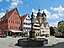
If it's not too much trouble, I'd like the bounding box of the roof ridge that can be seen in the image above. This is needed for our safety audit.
[8,8,17,13]
[20,14,28,22]
[1,8,18,20]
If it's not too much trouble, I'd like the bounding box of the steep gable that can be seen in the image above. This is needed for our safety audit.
[20,14,28,22]
[1,8,20,21]
[8,8,21,21]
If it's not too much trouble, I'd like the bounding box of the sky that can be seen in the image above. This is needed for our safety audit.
[0,0,64,27]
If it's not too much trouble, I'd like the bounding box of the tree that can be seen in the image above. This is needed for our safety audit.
[58,22,64,33]
[50,27,55,36]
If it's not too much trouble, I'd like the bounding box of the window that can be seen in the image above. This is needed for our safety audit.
[42,31,45,33]
[26,28,27,29]
[15,21,18,24]
[27,23,30,25]
[16,27,18,30]
[26,23,27,25]
[10,20,14,23]
[40,34,45,36]
[26,18,28,20]
[10,26,14,29]
[11,26,13,29]
[24,27,25,29]
[12,20,14,23]
[11,20,13,23]
[23,23,25,24]
[27,28,30,30]
[24,23,26,25]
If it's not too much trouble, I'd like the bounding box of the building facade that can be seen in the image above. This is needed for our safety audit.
[0,8,50,37]
[20,14,31,36]
[0,8,21,36]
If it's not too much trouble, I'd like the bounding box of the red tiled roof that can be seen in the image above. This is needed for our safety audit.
[20,14,28,22]
[1,8,19,20]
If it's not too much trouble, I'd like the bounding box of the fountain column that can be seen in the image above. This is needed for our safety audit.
[29,12,35,38]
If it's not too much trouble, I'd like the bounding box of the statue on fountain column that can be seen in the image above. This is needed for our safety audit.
[29,12,35,38]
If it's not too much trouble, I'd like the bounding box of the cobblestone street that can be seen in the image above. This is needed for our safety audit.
[0,36,64,48]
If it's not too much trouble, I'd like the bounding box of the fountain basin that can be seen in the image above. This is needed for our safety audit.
[16,38,48,47]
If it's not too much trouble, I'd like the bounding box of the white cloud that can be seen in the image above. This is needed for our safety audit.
[32,5,64,27]
[1,8,4,11]
[32,8,59,19]
[52,14,59,19]
[9,2,18,8]
[49,22,57,27]
[50,7,53,10]
[12,0,23,3]
[50,5,64,12]
[6,0,10,2]
[50,5,64,17]
[9,0,23,9]
[0,12,5,18]
[49,20,62,27]
[31,8,60,27]
[0,0,2,2]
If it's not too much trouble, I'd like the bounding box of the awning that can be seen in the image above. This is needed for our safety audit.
[10,30,22,33]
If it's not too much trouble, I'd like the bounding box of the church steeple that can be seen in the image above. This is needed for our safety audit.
[37,9,41,16]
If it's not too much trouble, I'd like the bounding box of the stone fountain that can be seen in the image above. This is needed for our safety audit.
[16,12,48,47]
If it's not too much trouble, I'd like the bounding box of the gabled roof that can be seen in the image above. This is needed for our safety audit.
[20,14,28,22]
[1,8,19,20]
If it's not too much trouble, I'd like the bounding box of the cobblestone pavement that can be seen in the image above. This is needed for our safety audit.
[0,36,64,48]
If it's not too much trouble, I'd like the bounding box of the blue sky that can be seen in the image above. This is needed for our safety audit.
[0,0,64,27]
